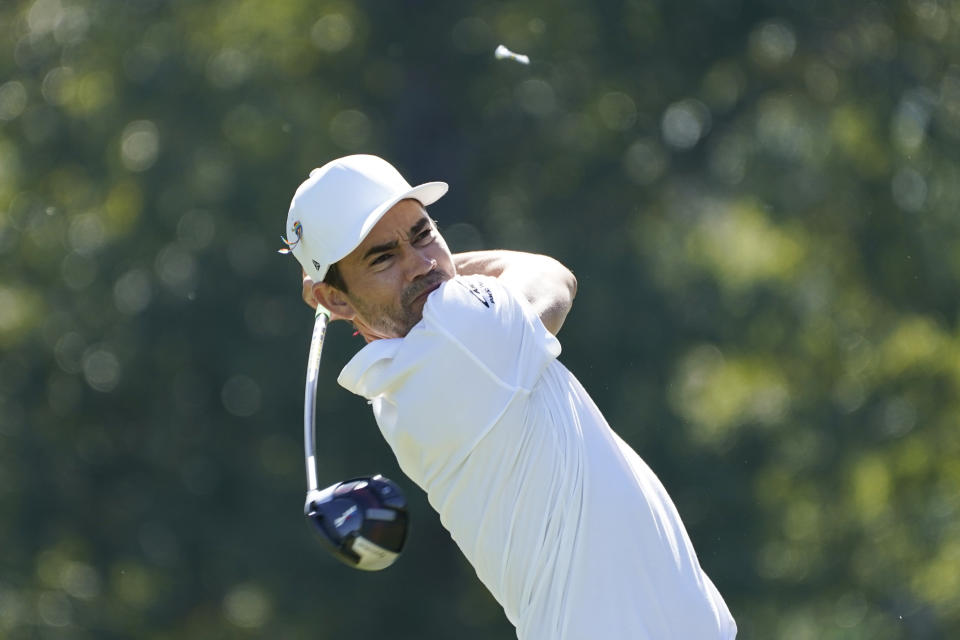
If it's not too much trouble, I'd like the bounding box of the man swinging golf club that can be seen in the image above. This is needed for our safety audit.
[281,154,737,639]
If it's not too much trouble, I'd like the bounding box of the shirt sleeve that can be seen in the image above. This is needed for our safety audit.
[337,275,561,488]
[420,275,561,390]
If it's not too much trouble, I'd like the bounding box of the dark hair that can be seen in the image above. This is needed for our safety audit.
[322,262,348,293]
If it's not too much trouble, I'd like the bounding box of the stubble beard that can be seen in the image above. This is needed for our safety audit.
[350,270,450,338]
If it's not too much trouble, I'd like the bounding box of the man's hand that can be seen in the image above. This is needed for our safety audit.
[453,250,577,335]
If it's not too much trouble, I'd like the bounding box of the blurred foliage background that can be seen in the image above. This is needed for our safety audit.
[1,0,959,638]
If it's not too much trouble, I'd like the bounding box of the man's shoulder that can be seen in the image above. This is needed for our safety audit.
[424,275,524,326]
[445,275,498,309]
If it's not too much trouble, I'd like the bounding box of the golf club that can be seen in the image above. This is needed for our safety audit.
[302,306,409,570]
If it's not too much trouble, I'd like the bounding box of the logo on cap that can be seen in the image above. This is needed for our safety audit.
[312,260,322,271]
[278,220,303,255]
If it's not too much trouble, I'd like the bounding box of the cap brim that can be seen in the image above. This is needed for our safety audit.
[347,181,449,262]
[406,181,448,208]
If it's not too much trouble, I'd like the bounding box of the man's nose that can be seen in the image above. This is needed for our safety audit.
[404,247,437,281]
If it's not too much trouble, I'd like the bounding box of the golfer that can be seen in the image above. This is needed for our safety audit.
[282,154,737,639]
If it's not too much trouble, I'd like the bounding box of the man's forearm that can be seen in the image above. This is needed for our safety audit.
[453,250,577,334]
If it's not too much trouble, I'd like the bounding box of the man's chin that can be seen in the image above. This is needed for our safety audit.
[363,313,421,341]
[362,276,449,340]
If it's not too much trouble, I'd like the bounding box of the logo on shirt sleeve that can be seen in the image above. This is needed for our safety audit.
[457,280,495,308]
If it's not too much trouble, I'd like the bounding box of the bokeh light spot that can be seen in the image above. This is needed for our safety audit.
[67,213,104,255]
[72,71,115,115]
[27,0,63,35]
[154,243,197,293]
[41,66,75,106]
[113,268,152,315]
[311,13,354,53]
[516,78,556,117]
[224,582,272,628]
[0,287,41,348]
[891,167,927,212]
[104,180,143,234]
[60,252,97,290]
[708,134,749,185]
[749,20,797,68]
[36,591,71,627]
[834,592,869,628]
[0,81,28,121]
[662,99,711,149]
[120,120,160,172]
[702,61,746,110]
[207,48,251,89]
[61,562,101,600]
[54,6,89,46]
[82,348,121,392]
[892,89,934,154]
[755,94,814,161]
[623,138,668,185]
[112,563,155,608]
[804,62,839,102]
[54,332,86,374]
[221,374,261,417]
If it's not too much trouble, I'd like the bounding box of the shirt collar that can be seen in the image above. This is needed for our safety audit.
[337,337,403,398]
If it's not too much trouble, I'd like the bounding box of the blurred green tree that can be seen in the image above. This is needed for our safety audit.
[0,0,958,638]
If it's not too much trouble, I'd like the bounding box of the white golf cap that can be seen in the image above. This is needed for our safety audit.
[281,154,448,281]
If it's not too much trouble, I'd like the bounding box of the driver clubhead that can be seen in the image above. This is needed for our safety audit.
[304,474,408,571]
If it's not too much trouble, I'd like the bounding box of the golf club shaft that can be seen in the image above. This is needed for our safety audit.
[304,306,331,493]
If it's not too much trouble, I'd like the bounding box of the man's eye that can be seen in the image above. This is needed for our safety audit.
[415,229,433,244]
[371,254,391,266]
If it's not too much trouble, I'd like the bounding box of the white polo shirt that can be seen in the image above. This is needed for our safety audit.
[339,275,737,640]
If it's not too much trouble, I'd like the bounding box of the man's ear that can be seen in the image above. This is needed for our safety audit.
[312,282,356,322]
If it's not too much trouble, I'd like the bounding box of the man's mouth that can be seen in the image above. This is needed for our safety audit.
[412,282,441,305]
[403,274,446,308]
